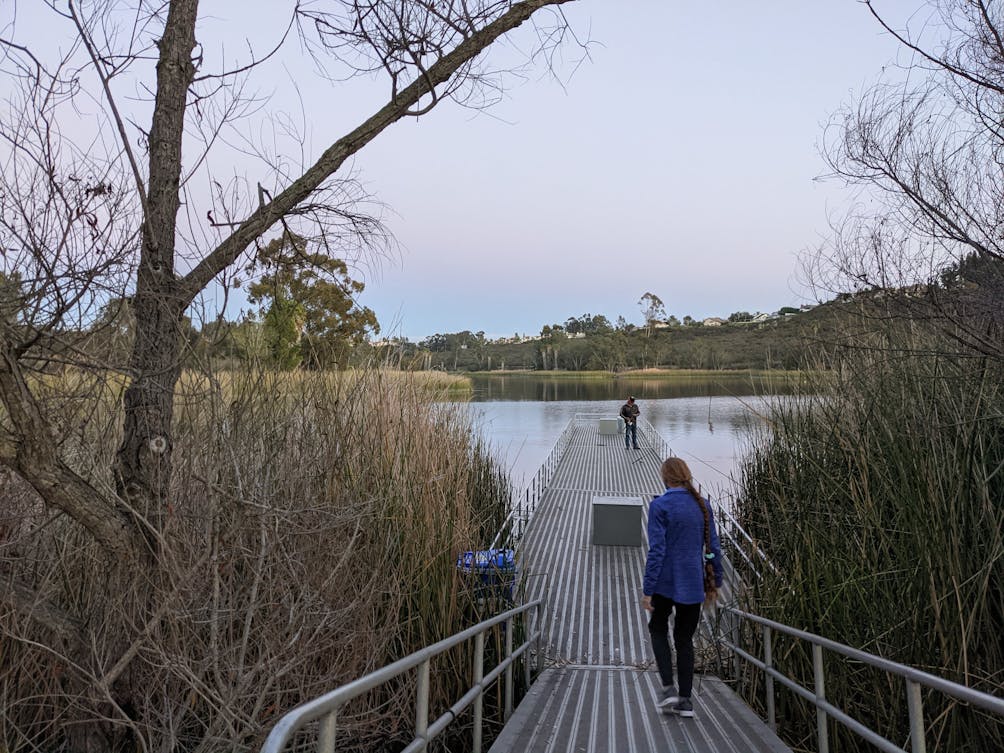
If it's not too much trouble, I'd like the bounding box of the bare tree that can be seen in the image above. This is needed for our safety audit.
[0,0,578,545]
[814,0,1004,358]
[0,0,580,749]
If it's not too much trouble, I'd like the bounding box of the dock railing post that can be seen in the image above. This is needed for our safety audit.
[730,609,742,696]
[906,679,926,753]
[763,625,776,732]
[737,621,745,699]
[473,632,485,753]
[317,710,337,753]
[415,660,430,752]
[535,601,544,675]
[813,643,829,753]
[523,611,532,690]
[504,616,514,720]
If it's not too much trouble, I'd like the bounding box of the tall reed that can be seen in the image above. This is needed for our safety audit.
[0,366,509,753]
[733,337,1004,752]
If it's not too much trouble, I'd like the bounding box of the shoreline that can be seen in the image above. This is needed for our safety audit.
[461,368,813,379]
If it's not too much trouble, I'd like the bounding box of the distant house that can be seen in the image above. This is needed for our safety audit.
[569,332,586,339]
[751,312,771,323]
[653,321,671,329]
[703,317,726,327]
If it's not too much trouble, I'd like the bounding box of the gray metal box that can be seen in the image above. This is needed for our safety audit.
[591,495,644,547]
[597,417,623,435]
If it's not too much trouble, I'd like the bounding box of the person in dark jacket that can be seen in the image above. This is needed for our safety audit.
[620,396,640,449]
[640,457,723,718]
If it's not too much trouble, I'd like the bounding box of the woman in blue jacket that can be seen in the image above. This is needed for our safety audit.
[640,457,723,718]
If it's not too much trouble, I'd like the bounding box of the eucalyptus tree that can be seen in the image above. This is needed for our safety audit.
[638,291,665,336]
[1,0,578,553]
[0,0,579,559]
[565,312,613,334]
[247,235,379,369]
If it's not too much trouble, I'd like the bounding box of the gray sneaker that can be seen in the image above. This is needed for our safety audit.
[670,697,695,718]
[655,685,679,710]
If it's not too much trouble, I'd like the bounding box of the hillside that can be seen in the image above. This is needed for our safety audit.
[370,302,857,372]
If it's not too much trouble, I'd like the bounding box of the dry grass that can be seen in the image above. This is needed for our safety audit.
[0,366,508,753]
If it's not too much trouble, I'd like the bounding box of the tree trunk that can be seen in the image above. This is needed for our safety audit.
[116,297,185,529]
[115,0,199,529]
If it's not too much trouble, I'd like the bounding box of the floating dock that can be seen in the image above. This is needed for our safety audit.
[489,416,790,753]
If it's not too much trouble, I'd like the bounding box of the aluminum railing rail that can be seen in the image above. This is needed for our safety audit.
[489,418,575,550]
[702,494,778,659]
[709,501,772,583]
[711,498,780,580]
[260,599,545,753]
[637,415,670,458]
[570,412,671,459]
[719,607,1004,753]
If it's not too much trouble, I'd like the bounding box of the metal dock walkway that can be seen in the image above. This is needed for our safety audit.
[488,416,790,753]
[259,415,1004,753]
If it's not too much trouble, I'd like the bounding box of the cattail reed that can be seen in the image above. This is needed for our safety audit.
[733,340,1004,752]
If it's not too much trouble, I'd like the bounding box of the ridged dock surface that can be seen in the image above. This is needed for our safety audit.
[489,420,790,753]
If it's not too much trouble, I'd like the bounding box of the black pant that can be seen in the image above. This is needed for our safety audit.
[648,594,702,696]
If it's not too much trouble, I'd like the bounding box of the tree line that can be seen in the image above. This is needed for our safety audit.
[69,287,908,375]
[54,283,810,373]
[377,301,837,372]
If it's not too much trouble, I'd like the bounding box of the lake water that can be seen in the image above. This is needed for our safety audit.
[461,374,787,501]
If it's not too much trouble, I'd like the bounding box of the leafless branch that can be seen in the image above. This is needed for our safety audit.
[66,0,150,224]
[183,0,575,302]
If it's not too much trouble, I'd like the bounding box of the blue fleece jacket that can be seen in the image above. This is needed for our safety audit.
[643,487,724,604]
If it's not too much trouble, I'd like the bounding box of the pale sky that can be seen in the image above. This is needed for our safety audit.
[339,1,921,340]
[5,1,926,341]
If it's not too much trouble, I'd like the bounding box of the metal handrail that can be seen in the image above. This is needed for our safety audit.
[709,500,780,583]
[490,415,576,549]
[571,411,611,420]
[635,416,670,458]
[261,598,545,753]
[720,606,1004,753]
[713,495,780,576]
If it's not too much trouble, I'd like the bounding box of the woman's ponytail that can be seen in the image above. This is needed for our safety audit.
[661,456,717,602]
